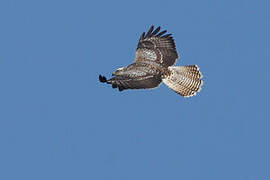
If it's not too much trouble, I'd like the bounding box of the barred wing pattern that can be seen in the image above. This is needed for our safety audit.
[106,75,162,91]
[135,26,179,67]
[99,63,162,91]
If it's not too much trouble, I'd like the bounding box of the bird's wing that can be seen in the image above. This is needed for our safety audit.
[99,74,162,91]
[134,25,179,67]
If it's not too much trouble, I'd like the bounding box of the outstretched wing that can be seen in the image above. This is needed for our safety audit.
[135,25,179,67]
[99,74,162,91]
[99,62,162,91]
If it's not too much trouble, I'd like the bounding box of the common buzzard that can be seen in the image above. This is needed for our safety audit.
[99,26,203,97]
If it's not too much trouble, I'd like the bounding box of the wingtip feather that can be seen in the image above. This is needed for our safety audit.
[140,32,145,40]
[157,30,167,37]
[99,75,107,83]
[146,25,154,38]
[152,26,161,36]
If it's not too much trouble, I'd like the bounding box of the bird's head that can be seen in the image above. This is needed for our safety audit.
[112,67,125,76]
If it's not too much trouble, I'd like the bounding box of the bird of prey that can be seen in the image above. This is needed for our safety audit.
[99,25,203,97]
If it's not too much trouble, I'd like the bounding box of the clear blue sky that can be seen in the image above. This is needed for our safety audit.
[0,0,270,179]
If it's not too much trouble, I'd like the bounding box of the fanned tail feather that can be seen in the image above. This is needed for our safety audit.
[162,65,203,97]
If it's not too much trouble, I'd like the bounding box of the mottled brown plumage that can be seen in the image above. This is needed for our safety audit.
[99,25,203,97]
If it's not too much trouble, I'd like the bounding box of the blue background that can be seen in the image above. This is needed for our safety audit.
[1,0,270,179]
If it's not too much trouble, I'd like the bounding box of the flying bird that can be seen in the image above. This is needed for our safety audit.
[99,25,203,97]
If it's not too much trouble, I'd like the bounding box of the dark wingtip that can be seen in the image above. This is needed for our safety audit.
[157,30,167,37]
[112,84,117,89]
[99,75,107,83]
[162,33,172,38]
[152,26,161,36]
[118,87,124,91]
[140,25,172,40]
[140,32,145,40]
[146,25,154,38]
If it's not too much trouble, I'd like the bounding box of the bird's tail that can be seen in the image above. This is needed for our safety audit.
[162,65,203,97]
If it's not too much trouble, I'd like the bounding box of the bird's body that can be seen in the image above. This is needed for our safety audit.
[99,26,203,97]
